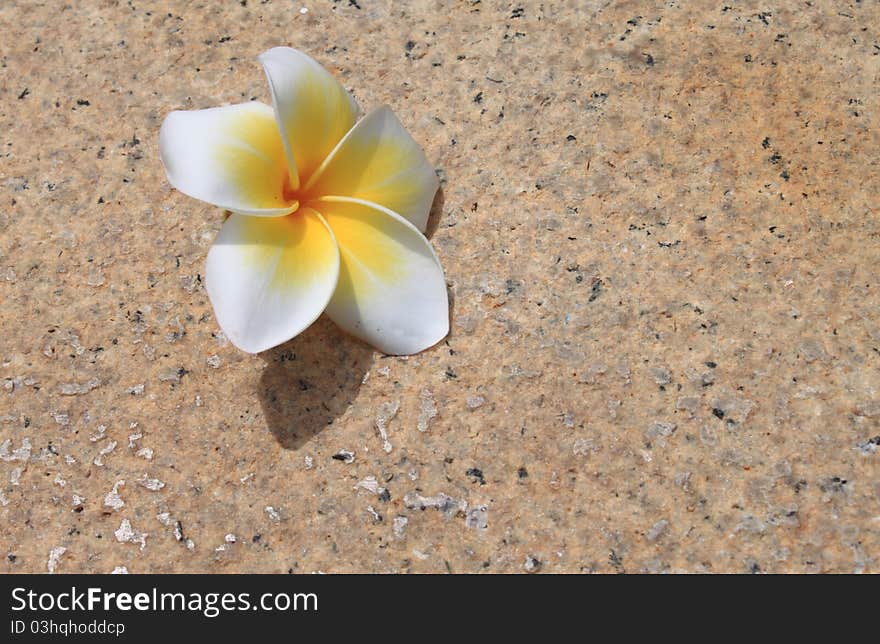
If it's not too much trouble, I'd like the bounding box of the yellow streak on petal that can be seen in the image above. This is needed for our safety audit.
[315,199,403,298]
[215,109,291,210]
[303,108,437,231]
[260,48,359,188]
[279,75,356,183]
[307,124,418,202]
[235,207,338,292]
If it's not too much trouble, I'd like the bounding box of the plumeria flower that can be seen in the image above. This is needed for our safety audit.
[159,47,448,355]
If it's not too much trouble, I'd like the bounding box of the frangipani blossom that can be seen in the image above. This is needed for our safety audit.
[159,47,448,355]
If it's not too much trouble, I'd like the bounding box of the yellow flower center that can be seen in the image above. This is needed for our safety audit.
[281,168,327,216]
[282,174,301,214]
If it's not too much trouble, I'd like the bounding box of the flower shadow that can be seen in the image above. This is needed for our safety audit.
[258,317,373,450]
[257,186,445,450]
[424,186,444,240]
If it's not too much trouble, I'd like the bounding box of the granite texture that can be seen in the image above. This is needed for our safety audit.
[1,0,879,573]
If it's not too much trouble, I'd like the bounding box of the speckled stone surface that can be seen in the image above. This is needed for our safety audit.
[2,1,879,573]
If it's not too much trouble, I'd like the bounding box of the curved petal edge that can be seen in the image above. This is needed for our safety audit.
[205,209,340,353]
[305,106,439,232]
[313,196,448,355]
[159,102,296,217]
[259,47,359,191]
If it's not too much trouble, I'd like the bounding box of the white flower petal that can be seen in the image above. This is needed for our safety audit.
[159,102,296,217]
[313,196,448,355]
[205,209,340,353]
[259,47,359,190]
[305,106,439,232]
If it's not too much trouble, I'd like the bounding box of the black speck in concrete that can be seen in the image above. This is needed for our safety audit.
[518,466,529,479]
[819,476,848,494]
[609,549,624,572]
[705,361,717,368]
[18,88,29,100]
[566,134,576,141]
[712,408,725,419]
[524,555,542,572]
[466,467,486,485]
[761,137,771,149]
[644,53,655,66]
[588,279,603,302]
[378,488,391,502]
